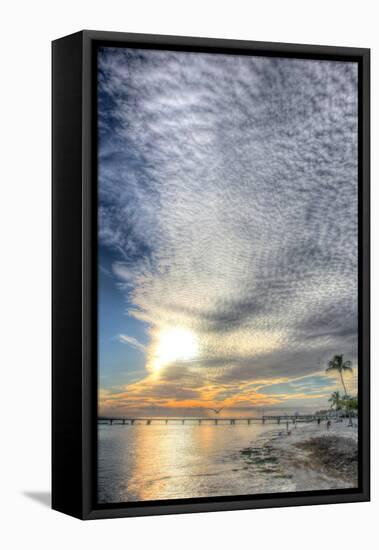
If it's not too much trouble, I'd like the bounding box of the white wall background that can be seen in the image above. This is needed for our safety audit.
[0,1,376,548]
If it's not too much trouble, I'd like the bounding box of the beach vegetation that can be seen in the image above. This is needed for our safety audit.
[325,354,353,396]
[328,390,342,411]
[341,395,358,413]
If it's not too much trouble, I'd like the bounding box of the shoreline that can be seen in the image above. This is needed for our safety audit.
[240,420,358,492]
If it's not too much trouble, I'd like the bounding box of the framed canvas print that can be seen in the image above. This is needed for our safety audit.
[52,30,370,519]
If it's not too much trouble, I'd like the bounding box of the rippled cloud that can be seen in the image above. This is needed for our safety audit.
[98,47,358,414]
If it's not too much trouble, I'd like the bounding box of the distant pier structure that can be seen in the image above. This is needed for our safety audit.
[98,414,324,426]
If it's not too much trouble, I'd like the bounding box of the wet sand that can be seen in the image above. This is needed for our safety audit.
[240,420,358,492]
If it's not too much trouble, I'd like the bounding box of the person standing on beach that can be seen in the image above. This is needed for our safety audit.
[327,420,331,431]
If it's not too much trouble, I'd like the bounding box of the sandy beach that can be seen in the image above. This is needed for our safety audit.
[240,420,358,492]
[99,419,358,502]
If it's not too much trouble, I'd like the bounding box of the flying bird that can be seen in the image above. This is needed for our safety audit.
[209,407,224,415]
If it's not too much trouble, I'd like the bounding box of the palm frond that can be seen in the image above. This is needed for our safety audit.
[342,365,353,373]
[342,360,352,370]
[326,363,336,372]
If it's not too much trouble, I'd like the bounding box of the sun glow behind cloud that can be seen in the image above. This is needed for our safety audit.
[149,328,199,373]
[97,48,358,415]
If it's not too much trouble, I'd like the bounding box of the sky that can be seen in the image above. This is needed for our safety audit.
[98,47,358,417]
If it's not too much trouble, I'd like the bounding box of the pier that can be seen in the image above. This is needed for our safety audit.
[98,414,328,426]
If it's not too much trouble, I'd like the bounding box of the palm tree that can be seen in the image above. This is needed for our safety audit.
[325,354,352,396]
[328,390,341,411]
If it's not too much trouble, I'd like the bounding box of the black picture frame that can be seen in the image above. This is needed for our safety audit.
[52,30,370,520]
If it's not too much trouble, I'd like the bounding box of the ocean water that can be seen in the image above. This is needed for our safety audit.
[98,422,293,503]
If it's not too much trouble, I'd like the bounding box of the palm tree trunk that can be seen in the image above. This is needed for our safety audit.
[340,371,348,396]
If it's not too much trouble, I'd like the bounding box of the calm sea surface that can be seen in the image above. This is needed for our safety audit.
[98,422,291,503]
